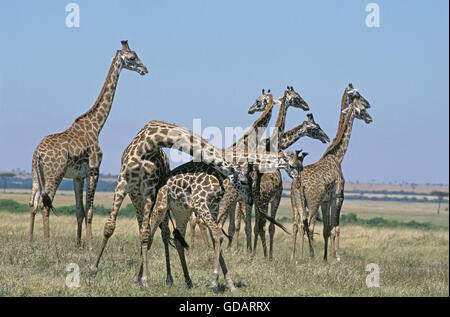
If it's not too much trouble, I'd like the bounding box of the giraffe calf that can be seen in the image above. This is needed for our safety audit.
[138,162,245,293]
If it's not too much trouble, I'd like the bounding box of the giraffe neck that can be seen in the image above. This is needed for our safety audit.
[277,121,308,151]
[266,92,288,152]
[144,121,284,177]
[144,121,237,177]
[225,151,282,171]
[226,96,274,152]
[321,106,355,165]
[72,52,123,136]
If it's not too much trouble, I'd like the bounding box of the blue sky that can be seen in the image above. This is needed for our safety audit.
[0,0,448,184]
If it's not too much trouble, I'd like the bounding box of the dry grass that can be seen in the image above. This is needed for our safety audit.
[0,209,448,297]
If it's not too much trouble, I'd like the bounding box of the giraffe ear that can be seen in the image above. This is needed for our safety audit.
[267,89,271,94]
[121,40,130,51]
[295,149,302,157]
[300,152,308,161]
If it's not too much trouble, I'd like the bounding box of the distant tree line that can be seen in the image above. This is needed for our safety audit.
[1,176,116,192]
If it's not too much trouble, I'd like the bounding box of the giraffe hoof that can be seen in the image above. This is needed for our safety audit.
[132,275,140,285]
[210,286,219,294]
[186,279,193,289]
[166,276,174,287]
[141,277,149,288]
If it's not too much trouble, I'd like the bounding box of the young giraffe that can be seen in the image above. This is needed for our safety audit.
[291,84,373,262]
[137,150,300,292]
[91,119,289,283]
[250,113,330,259]
[28,41,148,248]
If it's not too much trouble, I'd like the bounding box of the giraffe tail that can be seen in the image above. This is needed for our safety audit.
[168,211,189,249]
[257,208,290,234]
[221,228,232,243]
[35,155,58,217]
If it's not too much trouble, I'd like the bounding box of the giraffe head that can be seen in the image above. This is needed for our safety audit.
[248,89,273,114]
[229,163,254,205]
[275,86,309,111]
[117,40,148,75]
[283,150,308,178]
[278,150,307,179]
[342,83,372,124]
[303,113,331,143]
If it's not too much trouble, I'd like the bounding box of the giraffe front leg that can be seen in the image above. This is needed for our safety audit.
[244,202,252,253]
[137,196,154,287]
[321,202,331,262]
[331,193,344,262]
[232,201,243,250]
[138,188,168,288]
[85,165,100,251]
[73,178,85,248]
[227,204,236,248]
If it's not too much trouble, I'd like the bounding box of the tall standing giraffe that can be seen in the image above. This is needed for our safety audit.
[28,41,148,248]
[290,84,372,262]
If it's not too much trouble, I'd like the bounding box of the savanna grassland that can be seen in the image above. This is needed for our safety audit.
[0,190,448,297]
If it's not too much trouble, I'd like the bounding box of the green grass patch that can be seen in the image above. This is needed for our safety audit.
[275,212,443,231]
[0,199,136,218]
[0,199,445,231]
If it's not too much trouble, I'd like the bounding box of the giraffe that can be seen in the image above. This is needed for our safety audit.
[28,40,148,249]
[290,83,373,262]
[91,119,294,284]
[136,150,301,292]
[250,113,330,259]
